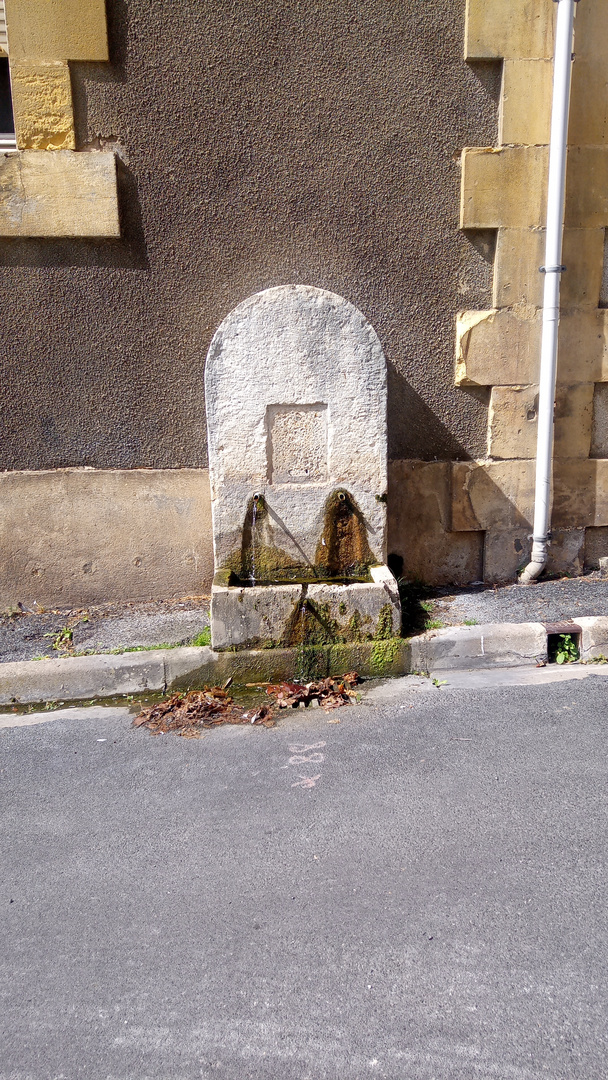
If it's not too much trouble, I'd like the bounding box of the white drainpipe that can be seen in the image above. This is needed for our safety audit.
[519,0,577,585]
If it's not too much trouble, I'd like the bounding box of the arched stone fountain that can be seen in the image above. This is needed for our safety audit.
[205,285,401,651]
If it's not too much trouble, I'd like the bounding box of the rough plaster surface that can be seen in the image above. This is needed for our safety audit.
[0,468,213,607]
[0,0,498,471]
[205,285,388,571]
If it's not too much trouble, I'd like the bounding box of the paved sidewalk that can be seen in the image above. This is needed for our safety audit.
[421,572,608,629]
[0,597,210,663]
[3,574,608,664]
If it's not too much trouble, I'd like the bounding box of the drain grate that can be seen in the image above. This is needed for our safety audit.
[543,622,582,664]
[543,621,582,636]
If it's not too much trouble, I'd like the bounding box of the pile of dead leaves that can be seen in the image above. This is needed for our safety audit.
[132,685,275,738]
[266,672,360,711]
[132,672,360,738]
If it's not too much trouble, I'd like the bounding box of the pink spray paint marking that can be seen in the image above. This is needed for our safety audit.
[285,741,326,789]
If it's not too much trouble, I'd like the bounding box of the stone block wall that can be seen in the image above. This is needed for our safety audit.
[419,0,608,583]
[0,0,119,236]
[3,1,608,602]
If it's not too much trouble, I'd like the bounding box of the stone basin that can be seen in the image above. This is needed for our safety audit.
[210,564,401,651]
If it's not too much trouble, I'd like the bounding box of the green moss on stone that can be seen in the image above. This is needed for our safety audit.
[369,637,400,676]
[374,603,395,641]
[296,645,329,681]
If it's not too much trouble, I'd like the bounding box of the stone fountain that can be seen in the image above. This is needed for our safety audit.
[205,285,401,652]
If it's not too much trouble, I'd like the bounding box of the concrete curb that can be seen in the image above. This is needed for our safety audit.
[411,622,548,672]
[0,640,411,705]
[1,618,607,705]
[411,617,608,672]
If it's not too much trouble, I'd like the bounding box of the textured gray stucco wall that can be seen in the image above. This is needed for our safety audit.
[0,0,498,471]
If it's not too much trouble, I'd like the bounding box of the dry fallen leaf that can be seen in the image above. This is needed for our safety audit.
[133,672,360,738]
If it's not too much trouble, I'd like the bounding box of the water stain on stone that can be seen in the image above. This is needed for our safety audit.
[315,489,375,579]
[231,493,303,584]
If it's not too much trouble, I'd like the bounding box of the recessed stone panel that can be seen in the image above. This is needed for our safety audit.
[268,403,327,485]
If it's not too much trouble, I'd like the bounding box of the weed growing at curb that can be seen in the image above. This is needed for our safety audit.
[43,627,73,652]
[549,633,579,664]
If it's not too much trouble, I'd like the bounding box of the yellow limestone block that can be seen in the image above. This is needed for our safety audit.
[462,146,608,261]
[569,61,608,148]
[565,147,608,227]
[500,60,552,146]
[453,457,602,573]
[482,528,532,584]
[558,310,608,384]
[483,527,585,584]
[451,459,536,532]
[10,60,74,149]
[4,0,108,61]
[457,308,608,387]
[553,459,608,528]
[387,461,483,587]
[461,146,548,230]
[465,0,554,61]
[488,385,539,460]
[554,383,595,460]
[591,384,608,458]
[493,228,603,311]
[0,468,214,608]
[568,0,608,146]
[488,383,594,461]
[585,526,608,570]
[571,0,608,63]
[456,307,541,387]
[0,150,119,236]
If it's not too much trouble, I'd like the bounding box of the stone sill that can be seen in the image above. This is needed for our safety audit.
[0,149,119,236]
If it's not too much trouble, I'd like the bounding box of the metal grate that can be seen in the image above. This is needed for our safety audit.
[543,621,582,636]
[0,2,7,56]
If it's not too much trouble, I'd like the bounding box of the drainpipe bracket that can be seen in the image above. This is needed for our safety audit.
[539,265,567,274]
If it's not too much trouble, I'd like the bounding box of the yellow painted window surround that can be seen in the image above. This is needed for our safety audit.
[0,0,119,237]
[0,2,16,148]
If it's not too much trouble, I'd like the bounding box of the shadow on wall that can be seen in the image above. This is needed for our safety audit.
[387,366,490,462]
[389,453,605,588]
[386,368,595,587]
[388,458,484,588]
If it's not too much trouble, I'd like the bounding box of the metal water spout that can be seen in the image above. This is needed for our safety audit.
[250,493,261,585]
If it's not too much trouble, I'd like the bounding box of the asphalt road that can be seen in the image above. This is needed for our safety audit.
[2,674,608,1080]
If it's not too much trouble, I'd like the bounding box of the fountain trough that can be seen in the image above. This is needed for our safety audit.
[205,285,401,652]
